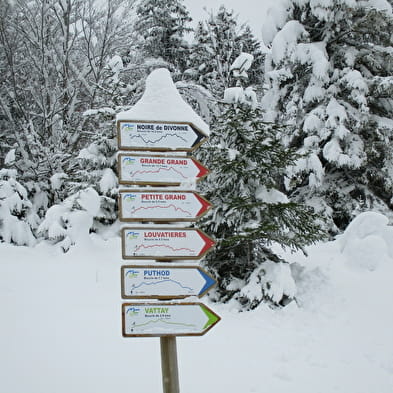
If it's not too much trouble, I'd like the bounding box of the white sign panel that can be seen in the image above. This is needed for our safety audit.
[121,227,215,260]
[121,265,216,299]
[118,154,209,186]
[117,121,207,151]
[119,190,212,222]
[122,303,220,337]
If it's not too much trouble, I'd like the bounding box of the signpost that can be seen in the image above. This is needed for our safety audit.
[122,303,221,337]
[116,69,219,393]
[119,190,212,222]
[121,227,215,260]
[118,154,209,186]
[117,120,208,152]
[121,265,216,299]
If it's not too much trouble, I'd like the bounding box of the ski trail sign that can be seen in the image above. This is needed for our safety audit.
[121,265,216,299]
[117,120,208,152]
[119,190,212,222]
[121,227,215,260]
[118,154,209,186]
[122,302,221,337]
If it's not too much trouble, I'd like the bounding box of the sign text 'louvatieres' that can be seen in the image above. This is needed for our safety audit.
[119,190,212,222]
[118,153,209,186]
[117,121,208,152]
[121,227,215,260]
[121,265,216,299]
[122,303,220,337]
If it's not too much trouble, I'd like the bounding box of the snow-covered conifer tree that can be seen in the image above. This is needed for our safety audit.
[187,6,264,98]
[199,55,324,308]
[199,104,324,308]
[134,0,192,72]
[262,0,393,231]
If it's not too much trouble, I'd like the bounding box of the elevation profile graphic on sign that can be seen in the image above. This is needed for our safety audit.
[119,190,212,222]
[118,121,208,152]
[121,227,215,260]
[121,265,216,299]
[122,302,220,337]
[118,154,209,186]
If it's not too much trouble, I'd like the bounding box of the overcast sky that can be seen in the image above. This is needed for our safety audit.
[182,0,276,40]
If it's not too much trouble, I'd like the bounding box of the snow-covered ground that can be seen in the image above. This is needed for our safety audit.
[1,212,392,393]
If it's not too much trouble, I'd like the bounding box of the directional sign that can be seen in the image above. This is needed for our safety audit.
[119,190,212,222]
[117,120,208,152]
[121,227,215,260]
[121,265,216,299]
[122,302,220,337]
[118,154,209,186]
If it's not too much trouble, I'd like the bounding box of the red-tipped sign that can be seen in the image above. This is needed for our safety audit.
[118,154,209,186]
[121,227,215,261]
[119,190,212,222]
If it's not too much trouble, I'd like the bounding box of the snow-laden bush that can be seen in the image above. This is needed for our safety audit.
[37,188,101,252]
[0,169,36,246]
[338,211,393,271]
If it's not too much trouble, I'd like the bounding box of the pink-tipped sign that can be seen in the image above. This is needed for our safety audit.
[119,190,212,222]
[121,227,215,261]
[118,154,209,186]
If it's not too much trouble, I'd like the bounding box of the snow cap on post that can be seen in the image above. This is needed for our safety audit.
[116,68,210,136]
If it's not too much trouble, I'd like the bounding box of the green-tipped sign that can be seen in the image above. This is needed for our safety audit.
[122,302,220,337]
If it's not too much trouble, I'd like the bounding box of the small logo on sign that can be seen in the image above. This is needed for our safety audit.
[126,269,139,278]
[122,123,135,132]
[126,231,139,240]
[126,307,140,316]
[122,157,136,165]
[123,193,137,202]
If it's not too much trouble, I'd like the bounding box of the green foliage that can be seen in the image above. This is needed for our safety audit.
[263,0,393,232]
[187,6,264,97]
[199,104,325,307]
[135,0,192,72]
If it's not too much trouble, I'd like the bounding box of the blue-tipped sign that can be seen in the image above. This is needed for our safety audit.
[121,265,216,299]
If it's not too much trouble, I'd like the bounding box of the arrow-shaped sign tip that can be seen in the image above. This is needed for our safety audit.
[201,304,221,330]
[198,230,216,256]
[195,194,212,218]
[198,269,216,296]
[193,158,210,179]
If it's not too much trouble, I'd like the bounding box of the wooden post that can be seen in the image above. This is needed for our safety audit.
[160,336,180,393]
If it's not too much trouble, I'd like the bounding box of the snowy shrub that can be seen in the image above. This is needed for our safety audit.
[0,170,36,246]
[239,260,297,307]
[338,211,393,271]
[37,188,101,252]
